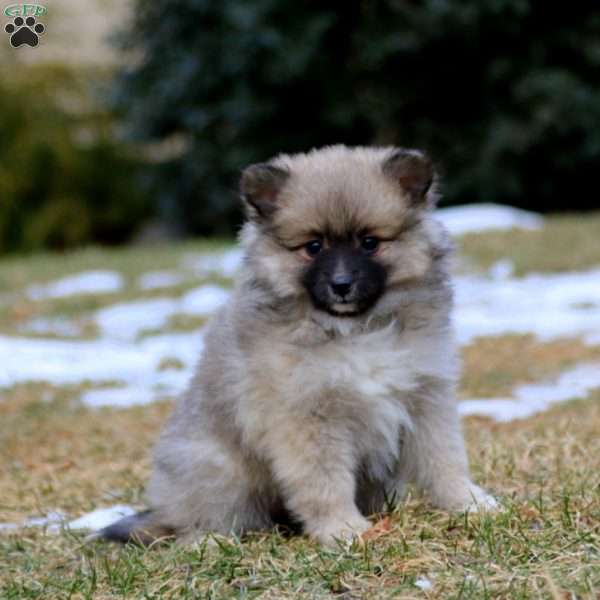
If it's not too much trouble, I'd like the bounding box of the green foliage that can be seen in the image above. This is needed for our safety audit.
[0,66,149,253]
[115,1,600,235]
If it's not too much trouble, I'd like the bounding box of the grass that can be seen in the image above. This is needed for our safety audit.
[0,240,234,337]
[0,383,169,523]
[138,314,209,340]
[0,240,233,292]
[1,394,599,598]
[1,213,600,598]
[460,335,600,398]
[457,212,600,276]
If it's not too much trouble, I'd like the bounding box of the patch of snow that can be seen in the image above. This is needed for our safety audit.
[68,505,136,531]
[26,270,123,300]
[459,398,545,422]
[180,285,230,315]
[80,374,190,408]
[1,251,231,408]
[96,298,180,341]
[435,203,543,236]
[185,248,244,278]
[585,332,600,346]
[0,337,144,387]
[0,331,204,407]
[25,511,66,528]
[414,577,433,591]
[138,271,184,290]
[0,511,66,534]
[5,246,600,416]
[95,285,229,341]
[19,317,83,338]
[454,268,600,345]
[0,506,138,535]
[488,259,514,281]
[515,363,600,404]
[459,362,600,422]
[81,387,157,409]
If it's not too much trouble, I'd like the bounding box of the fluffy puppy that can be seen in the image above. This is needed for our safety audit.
[101,145,496,547]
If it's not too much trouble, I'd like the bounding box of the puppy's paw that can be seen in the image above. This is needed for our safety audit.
[464,484,499,513]
[176,531,219,548]
[309,514,370,547]
[432,481,499,513]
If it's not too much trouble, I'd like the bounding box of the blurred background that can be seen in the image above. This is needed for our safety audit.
[1,0,599,254]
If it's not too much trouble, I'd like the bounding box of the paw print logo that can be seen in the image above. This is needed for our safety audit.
[5,16,45,48]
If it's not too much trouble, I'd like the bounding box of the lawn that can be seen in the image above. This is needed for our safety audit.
[1,212,599,599]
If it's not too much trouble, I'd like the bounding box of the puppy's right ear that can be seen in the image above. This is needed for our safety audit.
[240,163,289,220]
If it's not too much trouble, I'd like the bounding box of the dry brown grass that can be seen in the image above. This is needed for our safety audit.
[1,391,599,598]
[2,214,600,598]
[458,212,600,276]
[0,384,169,524]
[461,334,600,397]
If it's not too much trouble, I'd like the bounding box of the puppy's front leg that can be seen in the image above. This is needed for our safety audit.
[402,378,497,512]
[263,418,369,546]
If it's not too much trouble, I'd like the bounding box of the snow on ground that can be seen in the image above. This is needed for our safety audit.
[0,330,204,406]
[180,284,230,314]
[6,264,600,412]
[2,275,228,407]
[184,248,244,278]
[26,270,124,300]
[0,505,137,535]
[1,234,600,534]
[96,298,180,341]
[67,505,136,531]
[2,239,600,419]
[19,316,83,338]
[454,267,600,345]
[414,577,433,591]
[0,511,66,533]
[434,203,543,236]
[459,362,600,422]
[96,284,229,341]
[138,271,185,290]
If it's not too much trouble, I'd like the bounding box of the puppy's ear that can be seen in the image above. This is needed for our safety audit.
[240,162,289,220]
[382,148,436,206]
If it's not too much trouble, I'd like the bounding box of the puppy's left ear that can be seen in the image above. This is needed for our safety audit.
[382,148,436,207]
[240,162,290,220]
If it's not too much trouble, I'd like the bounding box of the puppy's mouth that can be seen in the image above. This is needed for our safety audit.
[308,291,384,318]
[310,291,384,318]
[327,301,362,317]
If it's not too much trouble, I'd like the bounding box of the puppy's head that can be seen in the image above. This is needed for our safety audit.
[240,145,443,319]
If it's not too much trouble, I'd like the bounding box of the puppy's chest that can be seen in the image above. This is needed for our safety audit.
[295,330,415,473]
[247,327,421,474]
[288,328,419,407]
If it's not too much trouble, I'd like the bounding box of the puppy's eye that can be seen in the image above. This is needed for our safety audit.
[305,240,323,257]
[360,236,380,253]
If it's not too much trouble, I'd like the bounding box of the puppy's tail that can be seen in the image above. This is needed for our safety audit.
[95,510,174,546]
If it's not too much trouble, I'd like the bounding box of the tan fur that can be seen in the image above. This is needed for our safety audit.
[136,145,495,547]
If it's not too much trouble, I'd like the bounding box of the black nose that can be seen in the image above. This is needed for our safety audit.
[330,277,353,297]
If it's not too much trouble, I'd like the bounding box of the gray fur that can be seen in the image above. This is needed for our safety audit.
[103,145,495,547]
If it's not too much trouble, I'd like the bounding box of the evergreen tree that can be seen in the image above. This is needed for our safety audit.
[115,1,600,235]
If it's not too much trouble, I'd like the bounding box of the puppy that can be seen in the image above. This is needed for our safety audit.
[101,145,495,547]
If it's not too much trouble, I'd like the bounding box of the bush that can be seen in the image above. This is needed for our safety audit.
[0,66,150,253]
[114,1,600,236]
